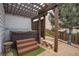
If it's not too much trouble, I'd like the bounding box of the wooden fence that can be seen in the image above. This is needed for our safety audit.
[59,31,79,44]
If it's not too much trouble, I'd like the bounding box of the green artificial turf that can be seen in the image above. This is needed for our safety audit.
[12,49,17,56]
[12,47,45,56]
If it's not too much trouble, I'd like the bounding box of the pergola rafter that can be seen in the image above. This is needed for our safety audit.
[3,3,57,18]
[3,3,48,18]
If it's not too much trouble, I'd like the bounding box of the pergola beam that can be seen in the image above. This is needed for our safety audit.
[38,4,57,14]
[32,12,47,19]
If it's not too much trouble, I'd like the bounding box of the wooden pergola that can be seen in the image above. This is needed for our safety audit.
[3,3,60,52]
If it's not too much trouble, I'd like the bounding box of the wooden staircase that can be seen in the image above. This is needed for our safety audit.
[16,38,39,55]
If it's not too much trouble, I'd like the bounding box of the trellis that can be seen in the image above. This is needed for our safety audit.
[3,3,48,18]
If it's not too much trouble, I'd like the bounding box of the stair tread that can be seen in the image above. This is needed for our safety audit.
[16,38,35,43]
[17,41,37,48]
[18,45,39,54]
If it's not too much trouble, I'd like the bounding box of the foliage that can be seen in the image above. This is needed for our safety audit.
[48,4,79,29]
[48,11,55,31]
[59,4,79,28]
[45,30,54,37]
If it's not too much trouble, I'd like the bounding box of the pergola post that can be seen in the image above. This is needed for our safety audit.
[31,19,33,30]
[42,15,45,39]
[53,6,60,52]
[38,17,41,43]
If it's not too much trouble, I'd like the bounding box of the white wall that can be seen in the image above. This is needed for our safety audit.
[45,14,52,30]
[4,14,32,41]
[0,3,5,55]
[5,14,32,31]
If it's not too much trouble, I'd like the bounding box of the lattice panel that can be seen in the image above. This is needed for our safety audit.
[3,3,47,18]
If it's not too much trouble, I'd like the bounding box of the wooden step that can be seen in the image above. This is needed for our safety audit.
[18,45,39,54]
[16,38,39,55]
[17,41,37,49]
[16,38,35,44]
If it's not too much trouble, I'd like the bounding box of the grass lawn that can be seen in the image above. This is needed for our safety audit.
[12,47,45,56]
[45,31,54,37]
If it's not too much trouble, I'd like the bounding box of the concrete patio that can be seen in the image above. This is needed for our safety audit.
[38,36,79,56]
[3,36,79,56]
